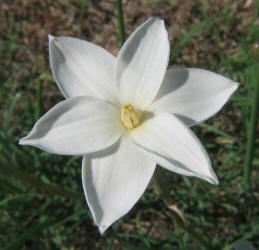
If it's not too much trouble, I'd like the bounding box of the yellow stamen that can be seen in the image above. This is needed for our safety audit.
[121,104,141,129]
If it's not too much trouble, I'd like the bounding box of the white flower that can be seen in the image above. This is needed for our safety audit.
[19,17,238,233]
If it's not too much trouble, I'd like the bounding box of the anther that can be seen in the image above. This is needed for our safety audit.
[121,104,141,129]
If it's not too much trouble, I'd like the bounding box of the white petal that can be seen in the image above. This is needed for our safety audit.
[49,35,118,104]
[19,96,122,155]
[131,112,218,185]
[150,68,239,126]
[235,240,256,250]
[116,17,170,110]
[82,137,156,233]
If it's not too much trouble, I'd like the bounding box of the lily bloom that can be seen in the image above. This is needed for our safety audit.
[20,17,238,233]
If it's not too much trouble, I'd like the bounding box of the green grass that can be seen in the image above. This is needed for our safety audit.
[0,0,258,249]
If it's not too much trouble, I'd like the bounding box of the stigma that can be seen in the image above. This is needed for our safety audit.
[121,104,141,129]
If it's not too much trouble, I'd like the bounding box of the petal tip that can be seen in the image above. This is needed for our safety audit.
[18,137,26,145]
[213,178,219,185]
[18,136,32,146]
[99,228,105,235]
[48,34,55,42]
[208,174,219,185]
[207,167,219,185]
[146,16,165,28]
[235,81,241,89]
[98,224,109,235]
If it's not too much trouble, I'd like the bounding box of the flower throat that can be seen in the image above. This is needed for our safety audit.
[121,104,141,129]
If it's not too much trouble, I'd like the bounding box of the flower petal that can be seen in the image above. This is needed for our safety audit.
[19,96,122,155]
[82,137,156,233]
[235,240,256,250]
[116,17,170,110]
[149,68,239,126]
[49,35,118,104]
[131,112,218,185]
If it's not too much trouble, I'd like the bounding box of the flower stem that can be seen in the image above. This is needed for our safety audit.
[116,0,126,46]
[153,167,172,204]
[243,61,259,190]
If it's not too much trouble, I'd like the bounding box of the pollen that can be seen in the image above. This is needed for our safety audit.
[121,104,141,129]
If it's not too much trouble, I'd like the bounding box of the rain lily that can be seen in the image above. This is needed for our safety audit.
[19,17,238,233]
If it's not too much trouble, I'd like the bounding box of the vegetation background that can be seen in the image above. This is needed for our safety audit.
[0,0,258,249]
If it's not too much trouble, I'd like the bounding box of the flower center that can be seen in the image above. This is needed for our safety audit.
[121,104,141,129]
